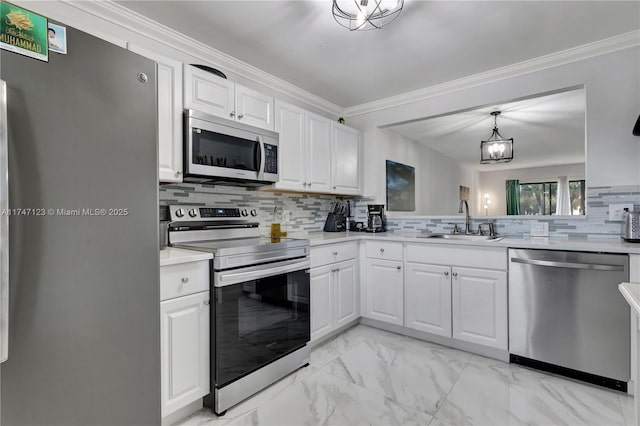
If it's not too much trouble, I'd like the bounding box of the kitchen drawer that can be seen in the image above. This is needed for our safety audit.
[311,241,358,268]
[365,241,403,261]
[405,243,506,270]
[161,260,210,301]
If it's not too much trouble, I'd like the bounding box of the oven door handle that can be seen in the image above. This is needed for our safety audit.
[215,258,310,287]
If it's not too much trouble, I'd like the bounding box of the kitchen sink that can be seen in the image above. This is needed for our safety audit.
[416,233,505,241]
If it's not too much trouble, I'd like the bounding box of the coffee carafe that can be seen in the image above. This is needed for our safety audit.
[366,204,387,233]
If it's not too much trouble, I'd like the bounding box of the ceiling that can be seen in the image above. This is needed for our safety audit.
[116,1,640,108]
[387,88,586,172]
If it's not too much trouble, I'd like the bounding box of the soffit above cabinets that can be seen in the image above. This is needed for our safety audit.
[115,1,639,108]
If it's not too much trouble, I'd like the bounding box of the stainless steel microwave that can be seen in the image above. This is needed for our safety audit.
[183,109,279,185]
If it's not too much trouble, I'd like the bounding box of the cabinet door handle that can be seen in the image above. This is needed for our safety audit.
[204,300,210,305]
[332,252,338,256]
[452,272,458,278]
[308,183,312,188]
[380,248,384,254]
[180,277,189,284]
[444,271,449,277]
[176,170,182,176]
[230,111,236,117]
[303,182,307,187]
[238,113,244,119]
[396,266,401,270]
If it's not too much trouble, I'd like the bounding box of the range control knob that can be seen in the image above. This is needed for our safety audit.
[241,209,249,217]
[175,208,185,218]
[250,209,257,217]
[188,209,198,218]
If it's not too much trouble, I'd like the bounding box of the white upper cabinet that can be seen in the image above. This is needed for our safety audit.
[184,65,234,120]
[306,112,333,193]
[273,101,362,195]
[273,101,331,193]
[331,123,362,196]
[274,101,307,191]
[128,44,183,183]
[184,65,274,131]
[235,85,274,130]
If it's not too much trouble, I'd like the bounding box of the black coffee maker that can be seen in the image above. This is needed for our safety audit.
[366,204,387,233]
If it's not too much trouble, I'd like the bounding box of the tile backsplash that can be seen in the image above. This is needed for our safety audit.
[386,185,640,239]
[160,184,639,239]
[159,183,348,236]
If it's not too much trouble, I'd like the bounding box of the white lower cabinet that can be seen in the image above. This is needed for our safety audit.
[364,258,404,326]
[404,262,452,337]
[160,261,210,419]
[335,260,358,327]
[310,264,334,341]
[403,243,508,351]
[451,267,507,350]
[310,242,359,343]
[310,259,358,342]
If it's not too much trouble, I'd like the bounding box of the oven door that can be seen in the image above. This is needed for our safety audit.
[213,258,310,387]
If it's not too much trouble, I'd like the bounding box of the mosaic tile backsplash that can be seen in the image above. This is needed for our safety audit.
[159,184,639,239]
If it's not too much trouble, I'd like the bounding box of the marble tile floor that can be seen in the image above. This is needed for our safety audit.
[176,325,635,426]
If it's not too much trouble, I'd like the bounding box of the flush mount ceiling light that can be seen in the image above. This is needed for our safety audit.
[332,0,404,31]
[480,111,514,164]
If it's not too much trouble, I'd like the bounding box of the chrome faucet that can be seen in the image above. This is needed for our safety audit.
[458,200,472,234]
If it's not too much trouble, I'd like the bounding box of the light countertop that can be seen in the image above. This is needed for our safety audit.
[295,231,640,254]
[160,247,213,266]
[619,283,640,317]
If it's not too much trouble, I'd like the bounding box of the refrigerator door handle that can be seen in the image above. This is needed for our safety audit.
[0,80,8,363]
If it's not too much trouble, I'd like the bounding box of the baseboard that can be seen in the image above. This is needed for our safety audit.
[309,319,360,348]
[359,317,510,362]
[162,398,204,426]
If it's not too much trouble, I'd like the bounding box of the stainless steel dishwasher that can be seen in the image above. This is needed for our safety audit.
[509,248,629,391]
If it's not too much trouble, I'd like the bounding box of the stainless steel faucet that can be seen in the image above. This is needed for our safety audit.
[458,200,472,234]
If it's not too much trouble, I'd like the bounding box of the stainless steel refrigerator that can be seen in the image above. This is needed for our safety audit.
[0,24,160,425]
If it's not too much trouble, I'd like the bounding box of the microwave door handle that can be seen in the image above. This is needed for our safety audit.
[256,136,265,180]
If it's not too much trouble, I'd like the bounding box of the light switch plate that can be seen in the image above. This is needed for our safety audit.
[530,222,549,237]
[609,204,633,221]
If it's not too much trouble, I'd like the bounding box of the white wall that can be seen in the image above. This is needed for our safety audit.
[479,163,585,216]
[348,47,640,204]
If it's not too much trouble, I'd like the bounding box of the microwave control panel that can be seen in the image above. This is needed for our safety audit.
[264,144,278,174]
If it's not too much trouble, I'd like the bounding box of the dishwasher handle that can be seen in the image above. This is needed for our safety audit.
[510,257,625,272]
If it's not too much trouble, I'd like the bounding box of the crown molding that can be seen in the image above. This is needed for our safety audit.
[59,0,344,117]
[343,30,640,118]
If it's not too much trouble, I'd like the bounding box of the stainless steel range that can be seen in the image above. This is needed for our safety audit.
[168,205,311,415]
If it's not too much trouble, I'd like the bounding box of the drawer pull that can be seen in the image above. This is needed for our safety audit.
[332,252,338,256]
[380,248,384,254]
[204,300,210,305]
[180,277,189,284]
[396,266,401,270]
[444,271,449,277]
[452,272,458,278]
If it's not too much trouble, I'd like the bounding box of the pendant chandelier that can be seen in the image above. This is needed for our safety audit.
[480,111,514,164]
[332,0,404,31]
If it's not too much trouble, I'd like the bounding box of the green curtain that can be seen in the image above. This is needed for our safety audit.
[506,179,520,215]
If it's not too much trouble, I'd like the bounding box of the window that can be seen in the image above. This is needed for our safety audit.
[518,180,585,215]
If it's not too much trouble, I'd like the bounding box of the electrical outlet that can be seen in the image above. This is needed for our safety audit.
[530,222,549,237]
[609,204,633,221]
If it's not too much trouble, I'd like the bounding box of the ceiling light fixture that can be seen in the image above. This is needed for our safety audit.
[480,111,514,164]
[332,0,404,31]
